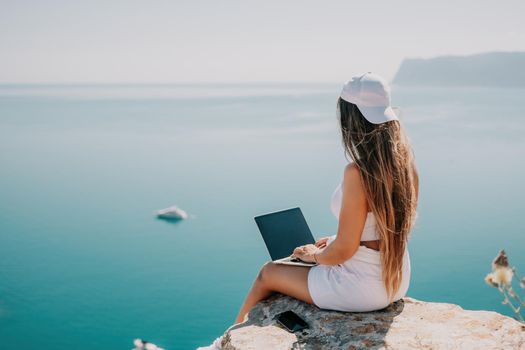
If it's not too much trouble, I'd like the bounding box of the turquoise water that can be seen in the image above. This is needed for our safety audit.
[1,84,524,349]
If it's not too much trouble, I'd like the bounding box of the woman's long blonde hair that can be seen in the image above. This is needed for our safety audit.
[337,97,418,303]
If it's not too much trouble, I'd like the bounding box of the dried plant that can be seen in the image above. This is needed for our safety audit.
[485,249,525,322]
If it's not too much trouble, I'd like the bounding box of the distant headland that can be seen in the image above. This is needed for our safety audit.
[392,51,525,87]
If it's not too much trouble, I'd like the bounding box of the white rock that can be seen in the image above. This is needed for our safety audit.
[222,293,525,350]
[157,205,188,220]
[132,338,165,350]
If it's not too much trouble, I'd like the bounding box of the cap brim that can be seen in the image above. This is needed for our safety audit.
[356,105,399,124]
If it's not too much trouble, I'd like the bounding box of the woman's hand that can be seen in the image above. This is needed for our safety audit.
[314,236,331,249]
[292,244,319,263]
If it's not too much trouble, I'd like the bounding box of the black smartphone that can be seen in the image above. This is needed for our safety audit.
[275,310,309,333]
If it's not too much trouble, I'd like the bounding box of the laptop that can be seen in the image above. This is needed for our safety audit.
[254,207,318,267]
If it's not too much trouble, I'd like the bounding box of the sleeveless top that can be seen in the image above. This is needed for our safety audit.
[330,182,380,241]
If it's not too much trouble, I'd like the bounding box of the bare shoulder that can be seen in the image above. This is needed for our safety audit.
[342,163,366,198]
[343,162,360,181]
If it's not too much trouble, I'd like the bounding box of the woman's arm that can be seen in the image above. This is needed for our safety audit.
[307,163,368,266]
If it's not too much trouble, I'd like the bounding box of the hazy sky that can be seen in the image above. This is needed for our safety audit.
[1,0,524,83]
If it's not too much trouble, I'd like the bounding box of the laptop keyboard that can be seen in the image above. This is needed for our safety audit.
[282,255,317,265]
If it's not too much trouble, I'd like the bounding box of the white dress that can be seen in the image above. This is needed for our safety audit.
[306,181,411,312]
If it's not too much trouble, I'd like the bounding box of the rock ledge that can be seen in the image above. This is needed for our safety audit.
[221,293,525,349]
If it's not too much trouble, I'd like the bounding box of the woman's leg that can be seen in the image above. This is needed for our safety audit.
[234,261,315,324]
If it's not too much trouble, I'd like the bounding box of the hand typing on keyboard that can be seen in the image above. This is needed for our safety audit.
[291,244,319,264]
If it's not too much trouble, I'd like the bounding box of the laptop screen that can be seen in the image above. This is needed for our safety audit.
[254,207,316,261]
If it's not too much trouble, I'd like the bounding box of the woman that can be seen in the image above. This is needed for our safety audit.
[198,72,419,349]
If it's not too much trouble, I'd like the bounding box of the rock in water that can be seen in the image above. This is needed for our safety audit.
[132,338,165,350]
[222,293,525,350]
[157,205,188,220]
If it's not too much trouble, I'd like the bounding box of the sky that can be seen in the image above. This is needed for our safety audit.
[1,0,524,83]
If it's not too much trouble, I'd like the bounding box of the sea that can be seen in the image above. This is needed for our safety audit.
[1,83,524,349]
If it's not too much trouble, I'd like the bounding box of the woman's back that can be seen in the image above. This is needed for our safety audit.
[305,169,413,312]
[330,181,380,242]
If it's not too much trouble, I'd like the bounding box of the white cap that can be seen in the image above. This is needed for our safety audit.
[339,72,399,124]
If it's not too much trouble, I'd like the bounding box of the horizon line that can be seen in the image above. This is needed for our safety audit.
[0,81,349,86]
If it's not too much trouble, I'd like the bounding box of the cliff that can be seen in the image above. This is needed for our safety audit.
[392,51,525,87]
[220,293,525,350]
